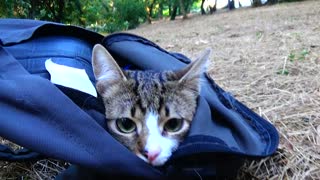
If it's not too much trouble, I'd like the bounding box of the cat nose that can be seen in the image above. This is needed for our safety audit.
[143,148,161,162]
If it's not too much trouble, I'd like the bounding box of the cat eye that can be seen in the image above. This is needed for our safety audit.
[164,118,183,132]
[116,118,136,133]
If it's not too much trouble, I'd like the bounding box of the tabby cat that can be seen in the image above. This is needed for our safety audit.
[92,44,210,166]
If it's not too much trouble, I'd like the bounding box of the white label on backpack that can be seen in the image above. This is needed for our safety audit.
[45,59,97,97]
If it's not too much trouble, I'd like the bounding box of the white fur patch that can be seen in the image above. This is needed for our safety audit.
[145,112,178,166]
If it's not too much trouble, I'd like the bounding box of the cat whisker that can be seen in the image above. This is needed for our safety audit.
[136,153,148,163]
[193,169,203,180]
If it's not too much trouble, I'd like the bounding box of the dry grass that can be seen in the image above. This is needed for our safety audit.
[1,1,320,179]
[131,1,320,179]
[1,139,67,179]
[0,159,68,180]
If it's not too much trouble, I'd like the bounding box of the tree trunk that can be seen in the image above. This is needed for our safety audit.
[228,0,235,10]
[170,3,178,20]
[201,0,206,15]
[158,1,163,19]
[149,2,155,23]
[178,0,187,19]
[145,0,150,23]
[184,0,191,13]
[28,0,36,19]
[267,0,278,5]
[146,0,156,24]
[209,0,217,14]
[56,0,65,23]
[252,0,263,7]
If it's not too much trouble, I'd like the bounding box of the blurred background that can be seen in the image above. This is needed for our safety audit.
[0,0,304,33]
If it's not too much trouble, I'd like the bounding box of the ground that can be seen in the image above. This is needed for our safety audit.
[1,0,320,179]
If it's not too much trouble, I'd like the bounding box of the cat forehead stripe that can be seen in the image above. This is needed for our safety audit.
[129,71,167,83]
[130,106,136,117]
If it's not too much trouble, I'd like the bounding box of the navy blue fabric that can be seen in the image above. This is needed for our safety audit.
[0,19,279,178]
[4,35,96,83]
[104,33,191,64]
[0,18,102,46]
[0,46,163,178]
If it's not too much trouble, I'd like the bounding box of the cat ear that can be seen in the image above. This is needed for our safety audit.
[92,44,127,82]
[175,48,211,87]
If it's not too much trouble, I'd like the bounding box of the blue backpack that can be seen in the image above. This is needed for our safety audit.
[0,19,279,179]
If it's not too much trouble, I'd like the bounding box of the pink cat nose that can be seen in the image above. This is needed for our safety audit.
[144,149,161,162]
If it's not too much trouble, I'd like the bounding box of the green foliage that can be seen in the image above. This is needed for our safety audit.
[0,0,29,18]
[113,0,146,30]
[288,52,295,62]
[190,0,201,13]
[163,8,170,16]
[0,0,201,33]
[299,49,309,60]
[86,0,146,33]
[256,31,263,40]
[288,49,309,62]
[277,69,289,75]
[278,48,310,75]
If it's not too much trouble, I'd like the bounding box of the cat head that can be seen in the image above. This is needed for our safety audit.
[92,44,210,166]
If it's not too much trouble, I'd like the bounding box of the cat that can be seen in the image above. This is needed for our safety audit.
[92,44,210,166]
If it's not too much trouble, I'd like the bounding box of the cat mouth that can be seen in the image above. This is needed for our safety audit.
[136,152,167,166]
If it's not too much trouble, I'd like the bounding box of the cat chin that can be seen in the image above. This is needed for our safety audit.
[136,153,169,167]
[150,156,169,166]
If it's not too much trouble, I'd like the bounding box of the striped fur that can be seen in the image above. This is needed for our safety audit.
[92,44,210,166]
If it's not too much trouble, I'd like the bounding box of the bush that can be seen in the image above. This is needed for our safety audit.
[113,0,146,30]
